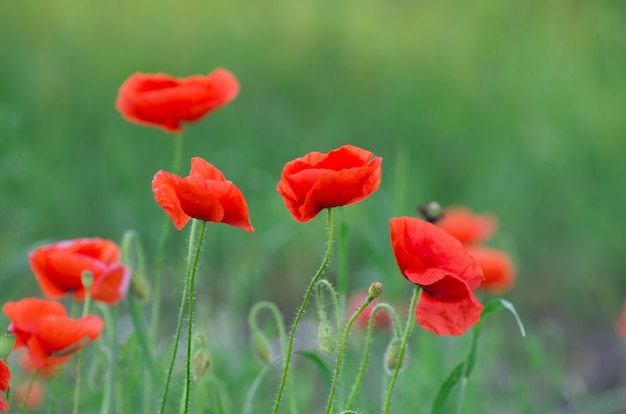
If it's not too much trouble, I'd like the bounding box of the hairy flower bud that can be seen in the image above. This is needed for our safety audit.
[251,331,272,364]
[192,348,211,381]
[384,337,407,376]
[129,272,151,302]
[368,282,384,298]
[317,320,336,355]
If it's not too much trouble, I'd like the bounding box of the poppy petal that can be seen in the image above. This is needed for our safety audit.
[90,264,132,305]
[176,175,225,223]
[189,157,226,181]
[0,360,10,392]
[416,288,483,336]
[152,170,191,230]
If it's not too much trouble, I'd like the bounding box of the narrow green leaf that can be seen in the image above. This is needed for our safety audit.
[431,361,465,414]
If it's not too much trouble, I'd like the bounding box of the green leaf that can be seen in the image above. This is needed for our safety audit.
[431,298,526,414]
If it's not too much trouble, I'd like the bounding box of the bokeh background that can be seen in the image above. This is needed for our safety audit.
[1,0,626,412]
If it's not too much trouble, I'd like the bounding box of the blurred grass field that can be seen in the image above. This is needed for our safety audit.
[1,0,626,412]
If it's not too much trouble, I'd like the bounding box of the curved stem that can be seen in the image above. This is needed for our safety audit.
[160,218,199,414]
[183,220,208,414]
[315,279,342,345]
[150,132,184,342]
[273,208,335,414]
[383,286,421,414]
[345,303,401,410]
[99,304,118,414]
[324,295,374,414]
[71,287,93,414]
[20,369,39,414]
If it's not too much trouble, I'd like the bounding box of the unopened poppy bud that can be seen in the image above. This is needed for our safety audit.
[251,331,272,364]
[130,272,151,302]
[81,270,94,291]
[192,348,211,381]
[368,282,384,298]
[384,337,407,376]
[417,201,444,223]
[0,332,16,359]
[317,320,336,355]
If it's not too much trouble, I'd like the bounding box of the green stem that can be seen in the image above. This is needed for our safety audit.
[324,295,374,414]
[72,290,93,414]
[345,303,402,410]
[315,279,342,346]
[383,287,421,414]
[273,208,335,414]
[20,369,39,414]
[99,305,118,414]
[150,132,184,342]
[128,294,159,388]
[183,220,208,414]
[160,218,199,414]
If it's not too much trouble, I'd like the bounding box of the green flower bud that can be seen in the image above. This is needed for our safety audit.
[81,270,94,290]
[251,331,272,364]
[0,332,16,359]
[317,320,336,355]
[384,337,407,376]
[130,272,151,302]
[417,201,444,223]
[192,348,211,381]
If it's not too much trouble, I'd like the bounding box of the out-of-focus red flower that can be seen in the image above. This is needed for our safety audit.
[29,238,131,305]
[3,298,104,369]
[152,157,254,232]
[14,380,44,410]
[466,246,515,293]
[0,360,9,412]
[348,293,392,330]
[390,217,484,336]
[276,145,382,223]
[436,206,497,245]
[18,350,59,378]
[616,301,626,341]
[115,69,240,133]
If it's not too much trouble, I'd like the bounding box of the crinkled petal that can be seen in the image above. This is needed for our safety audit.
[189,157,226,180]
[3,298,67,336]
[152,170,191,230]
[90,264,132,305]
[176,175,225,223]
[0,360,10,392]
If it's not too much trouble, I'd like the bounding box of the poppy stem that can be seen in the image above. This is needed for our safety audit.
[19,368,39,414]
[383,286,421,414]
[345,303,402,411]
[182,220,208,414]
[150,132,184,343]
[324,294,374,414]
[273,208,335,414]
[160,218,199,413]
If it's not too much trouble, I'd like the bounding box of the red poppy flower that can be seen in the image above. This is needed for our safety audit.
[152,157,254,232]
[3,298,104,370]
[29,238,131,305]
[466,246,516,293]
[390,217,484,336]
[115,68,240,133]
[0,359,9,412]
[276,145,382,223]
[436,206,497,245]
[348,292,392,330]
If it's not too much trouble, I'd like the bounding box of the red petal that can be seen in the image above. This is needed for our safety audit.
[437,206,498,245]
[189,157,226,180]
[176,175,225,223]
[390,217,483,289]
[0,360,10,392]
[90,264,132,305]
[206,180,254,232]
[152,170,191,230]
[3,298,67,335]
[467,246,516,293]
[0,395,8,412]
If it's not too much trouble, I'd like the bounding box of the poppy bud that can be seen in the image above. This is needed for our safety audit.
[368,282,384,298]
[384,337,407,376]
[129,272,151,302]
[192,348,211,381]
[0,332,15,359]
[417,201,444,224]
[317,320,336,355]
[251,331,272,364]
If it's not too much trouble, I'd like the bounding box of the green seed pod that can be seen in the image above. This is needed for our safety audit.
[0,332,16,359]
[129,272,151,302]
[317,320,336,355]
[251,330,272,364]
[384,337,407,376]
[368,282,384,298]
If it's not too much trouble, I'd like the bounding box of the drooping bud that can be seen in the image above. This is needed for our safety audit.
[192,348,211,381]
[417,201,444,224]
[0,332,16,359]
[368,282,384,298]
[129,272,151,302]
[384,337,407,376]
[317,320,336,355]
[251,331,272,364]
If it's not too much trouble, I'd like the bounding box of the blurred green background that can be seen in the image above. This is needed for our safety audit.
[1,0,626,412]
